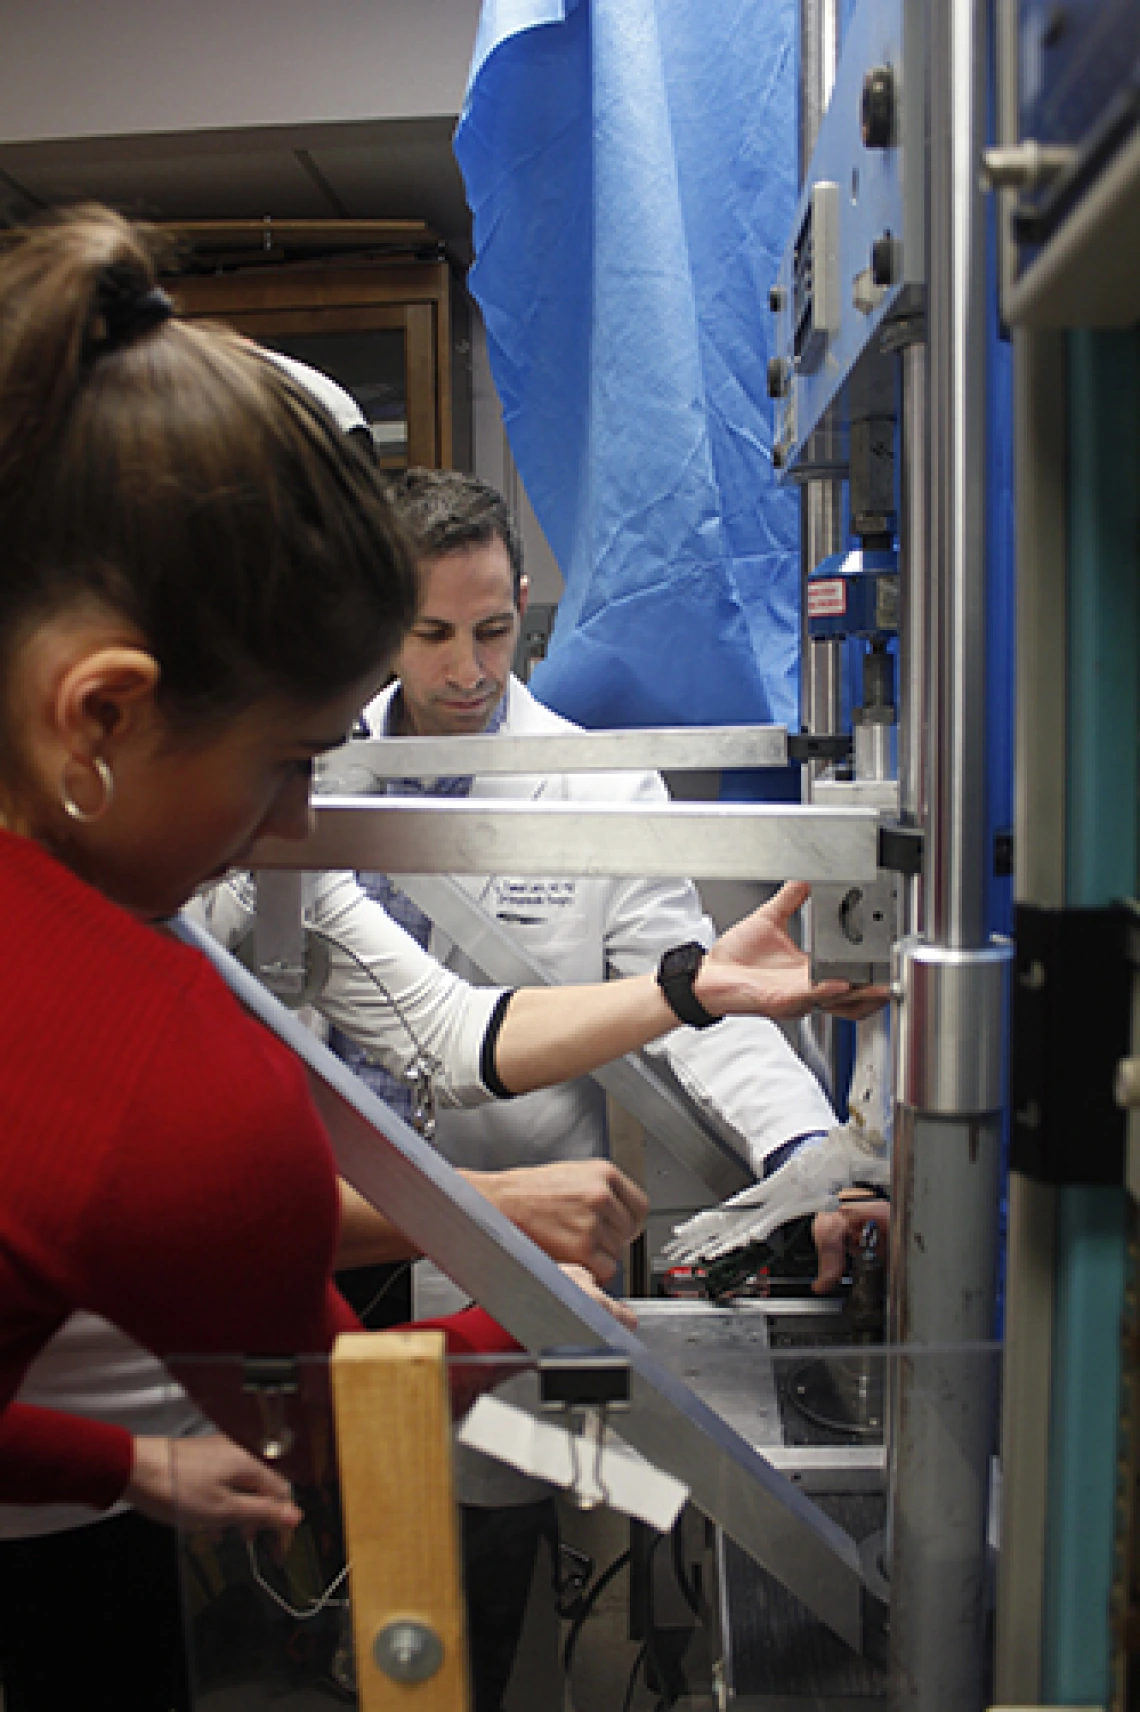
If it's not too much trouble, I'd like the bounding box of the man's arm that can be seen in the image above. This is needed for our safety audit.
[336,1158,648,1283]
[593,771,838,1170]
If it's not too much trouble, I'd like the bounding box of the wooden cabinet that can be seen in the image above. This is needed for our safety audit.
[172,259,453,470]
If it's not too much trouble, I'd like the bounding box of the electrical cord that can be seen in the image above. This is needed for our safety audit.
[561,1547,631,1679]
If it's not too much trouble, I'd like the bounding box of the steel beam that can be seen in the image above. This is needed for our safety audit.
[321,725,790,787]
[250,798,881,884]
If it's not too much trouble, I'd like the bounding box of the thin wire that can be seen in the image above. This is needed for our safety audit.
[215,876,445,1116]
[622,1641,648,1712]
[246,1538,350,1619]
[356,1257,412,1324]
[302,920,444,1088]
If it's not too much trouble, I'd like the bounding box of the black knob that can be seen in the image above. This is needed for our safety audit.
[861,64,896,149]
[871,234,898,287]
[766,357,790,399]
[772,441,786,470]
[768,284,786,314]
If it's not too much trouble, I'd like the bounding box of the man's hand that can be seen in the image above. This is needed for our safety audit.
[811,1197,891,1294]
[696,881,888,1023]
[472,1159,648,1285]
[126,1433,302,1537]
[558,1264,639,1331]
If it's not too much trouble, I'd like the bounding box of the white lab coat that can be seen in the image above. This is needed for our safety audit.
[367,676,835,1177]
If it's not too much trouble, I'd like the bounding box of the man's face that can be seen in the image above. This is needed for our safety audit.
[395,537,527,736]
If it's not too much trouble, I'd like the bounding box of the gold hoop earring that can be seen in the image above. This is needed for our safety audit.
[60,756,115,824]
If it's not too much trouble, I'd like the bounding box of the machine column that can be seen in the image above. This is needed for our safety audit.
[887,0,1010,1704]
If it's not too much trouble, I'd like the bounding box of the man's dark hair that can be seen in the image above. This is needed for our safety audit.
[386,468,524,601]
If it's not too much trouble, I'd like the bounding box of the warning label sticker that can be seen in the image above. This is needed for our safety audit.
[808,578,847,618]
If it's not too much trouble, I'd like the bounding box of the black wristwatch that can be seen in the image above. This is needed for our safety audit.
[656,942,722,1030]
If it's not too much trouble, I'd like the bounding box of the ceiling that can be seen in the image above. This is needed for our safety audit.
[0,114,475,266]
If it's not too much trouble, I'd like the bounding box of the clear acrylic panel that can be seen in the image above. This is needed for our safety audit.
[172,1328,1001,1710]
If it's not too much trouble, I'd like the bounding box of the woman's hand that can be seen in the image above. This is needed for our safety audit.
[696,881,889,1023]
[126,1432,302,1537]
[559,1264,638,1332]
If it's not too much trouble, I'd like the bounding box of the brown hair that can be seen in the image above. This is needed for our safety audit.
[0,205,416,740]
[386,467,525,600]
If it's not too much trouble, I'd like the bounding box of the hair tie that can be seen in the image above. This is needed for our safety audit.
[86,271,174,359]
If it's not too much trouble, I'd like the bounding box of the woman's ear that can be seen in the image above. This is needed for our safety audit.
[54,647,162,754]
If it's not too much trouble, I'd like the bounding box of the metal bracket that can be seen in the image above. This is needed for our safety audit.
[1010,903,1132,1184]
[878,821,923,876]
[242,1355,300,1462]
[787,732,854,763]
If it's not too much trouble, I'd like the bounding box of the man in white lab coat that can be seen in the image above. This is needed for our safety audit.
[337,467,838,1712]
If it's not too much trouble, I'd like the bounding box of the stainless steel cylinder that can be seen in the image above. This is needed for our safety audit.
[888,1107,1004,1711]
[924,0,990,953]
[892,937,1012,1116]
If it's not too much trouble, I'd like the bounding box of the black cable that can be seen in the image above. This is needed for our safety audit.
[355,1259,412,1324]
[561,1546,631,1678]
[669,1517,701,1617]
[621,1641,648,1712]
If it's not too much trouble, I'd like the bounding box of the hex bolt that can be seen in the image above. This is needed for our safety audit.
[766,356,790,399]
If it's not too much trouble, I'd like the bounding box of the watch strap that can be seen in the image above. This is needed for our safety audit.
[656,942,722,1030]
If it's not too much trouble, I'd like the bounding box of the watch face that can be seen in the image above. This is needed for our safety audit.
[660,942,703,981]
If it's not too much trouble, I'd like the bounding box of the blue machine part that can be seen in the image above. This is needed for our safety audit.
[454,0,804,733]
[805,547,899,641]
[770,0,925,475]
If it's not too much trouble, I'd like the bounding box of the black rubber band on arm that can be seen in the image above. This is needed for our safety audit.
[480,991,518,1099]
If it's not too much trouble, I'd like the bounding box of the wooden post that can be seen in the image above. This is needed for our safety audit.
[331,1330,469,1711]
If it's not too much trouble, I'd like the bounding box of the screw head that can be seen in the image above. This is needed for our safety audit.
[861,64,896,149]
[373,1620,444,1684]
[768,284,786,314]
[766,356,790,399]
[871,234,898,287]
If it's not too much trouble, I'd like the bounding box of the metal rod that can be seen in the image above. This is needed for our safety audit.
[898,338,929,939]
[924,0,990,952]
[798,0,840,181]
[888,1109,1004,1710]
[798,0,844,1083]
[888,3,1007,1704]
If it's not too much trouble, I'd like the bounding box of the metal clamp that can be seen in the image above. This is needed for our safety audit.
[893,936,1012,1116]
[242,1355,299,1461]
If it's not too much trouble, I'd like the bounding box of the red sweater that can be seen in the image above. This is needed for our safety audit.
[0,831,514,1508]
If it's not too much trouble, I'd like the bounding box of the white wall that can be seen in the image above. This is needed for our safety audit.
[0,0,482,143]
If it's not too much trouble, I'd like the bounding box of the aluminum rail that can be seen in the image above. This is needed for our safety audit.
[173,915,867,1651]
[321,725,790,786]
[250,798,882,885]
[390,872,754,1200]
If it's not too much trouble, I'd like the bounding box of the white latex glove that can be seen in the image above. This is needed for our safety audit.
[663,1016,891,1265]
